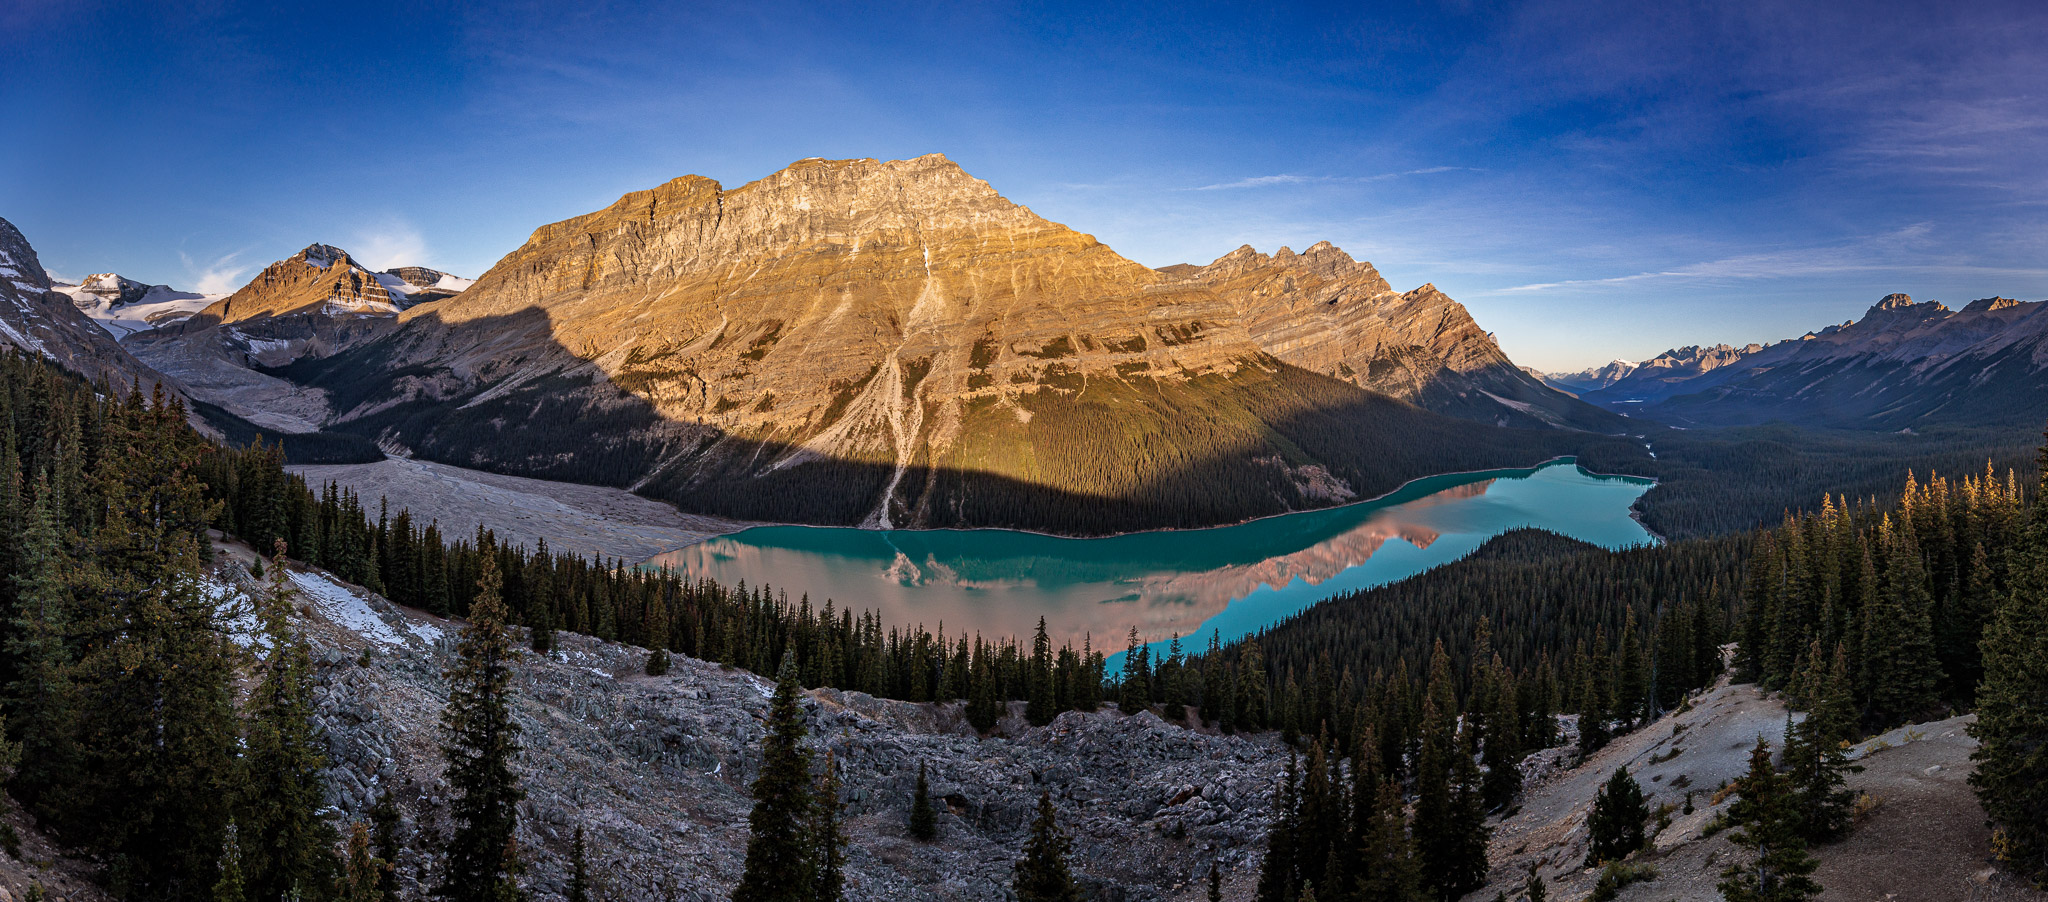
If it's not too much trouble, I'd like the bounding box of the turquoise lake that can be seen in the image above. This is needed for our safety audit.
[642,458,1656,662]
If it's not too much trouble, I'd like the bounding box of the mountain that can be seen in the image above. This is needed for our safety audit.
[119,245,473,436]
[197,244,416,323]
[236,155,1621,532]
[1544,359,1637,392]
[54,272,222,337]
[0,216,181,392]
[1584,292,2048,428]
[1576,342,1763,405]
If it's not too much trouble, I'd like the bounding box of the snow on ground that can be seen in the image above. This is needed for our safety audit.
[56,281,221,337]
[290,569,407,647]
[204,573,265,649]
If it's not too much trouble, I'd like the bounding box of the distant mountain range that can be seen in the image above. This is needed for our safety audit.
[1554,292,2048,429]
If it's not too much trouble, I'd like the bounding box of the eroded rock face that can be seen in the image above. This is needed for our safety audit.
[411,156,1551,437]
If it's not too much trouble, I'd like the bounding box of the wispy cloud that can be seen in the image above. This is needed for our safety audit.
[1193,166,1469,190]
[350,220,429,271]
[1487,226,2048,294]
[180,250,253,295]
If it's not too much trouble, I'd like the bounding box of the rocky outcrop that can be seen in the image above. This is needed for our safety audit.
[70,272,151,307]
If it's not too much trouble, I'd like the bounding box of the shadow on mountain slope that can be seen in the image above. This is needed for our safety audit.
[265,306,1646,536]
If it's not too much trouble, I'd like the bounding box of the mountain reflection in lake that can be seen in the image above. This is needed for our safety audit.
[641,459,1654,660]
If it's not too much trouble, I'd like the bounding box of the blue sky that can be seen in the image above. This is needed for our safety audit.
[5,1,2046,371]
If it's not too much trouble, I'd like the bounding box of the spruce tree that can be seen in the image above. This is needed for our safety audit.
[1209,861,1223,902]
[1257,753,1299,902]
[243,548,341,901]
[3,481,76,807]
[437,555,527,902]
[1163,633,1188,723]
[1783,664,1861,847]
[1718,739,1821,902]
[909,761,938,841]
[371,788,405,900]
[1525,871,1547,902]
[734,654,818,902]
[1440,722,1492,901]
[1120,628,1152,715]
[1027,617,1058,726]
[338,823,389,902]
[566,826,590,902]
[1971,486,2048,885]
[1013,792,1083,902]
[1585,768,1648,865]
[1354,781,1421,902]
[215,822,249,902]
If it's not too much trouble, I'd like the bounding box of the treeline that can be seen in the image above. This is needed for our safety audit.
[1574,423,2039,540]
[1737,465,2024,727]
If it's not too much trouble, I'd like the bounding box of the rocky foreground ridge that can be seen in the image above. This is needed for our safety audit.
[226,547,1285,902]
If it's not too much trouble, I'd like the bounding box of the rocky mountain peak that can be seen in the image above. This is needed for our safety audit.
[1962,297,2022,314]
[1865,292,1949,318]
[0,217,51,295]
[76,273,152,307]
[297,243,352,269]
[199,243,398,323]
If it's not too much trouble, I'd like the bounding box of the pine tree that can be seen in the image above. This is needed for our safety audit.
[966,643,1002,733]
[909,761,938,841]
[243,548,341,901]
[566,827,590,902]
[646,647,671,676]
[1971,483,2048,885]
[1013,792,1083,902]
[1209,861,1223,902]
[1718,739,1821,902]
[437,555,527,902]
[1525,871,1547,902]
[338,823,389,902]
[812,752,847,902]
[1585,768,1648,865]
[734,653,818,902]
